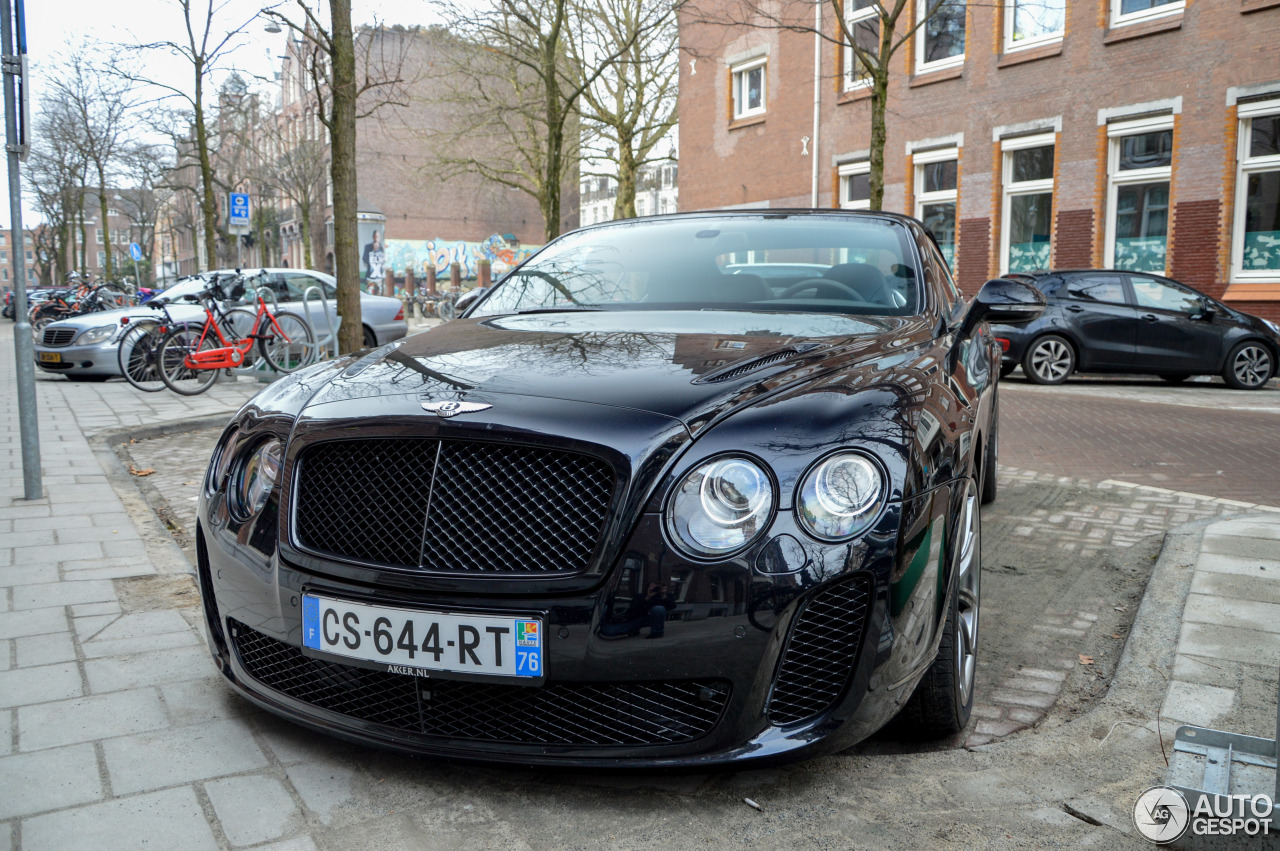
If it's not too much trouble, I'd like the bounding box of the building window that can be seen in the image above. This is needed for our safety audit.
[1111,0,1183,27]
[1005,0,1065,51]
[1233,99,1280,281]
[636,197,647,216]
[1106,115,1174,273]
[839,161,871,210]
[917,0,966,72]
[843,0,878,91]
[731,57,766,119]
[1001,134,1055,273]
[915,148,959,270]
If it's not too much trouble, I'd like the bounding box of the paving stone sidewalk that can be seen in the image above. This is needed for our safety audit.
[2,319,1278,849]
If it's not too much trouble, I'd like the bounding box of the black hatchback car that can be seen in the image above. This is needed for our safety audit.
[992,270,1280,389]
[195,211,1046,767]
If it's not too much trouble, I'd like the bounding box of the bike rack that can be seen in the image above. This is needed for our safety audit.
[227,285,317,383]
[302,285,340,361]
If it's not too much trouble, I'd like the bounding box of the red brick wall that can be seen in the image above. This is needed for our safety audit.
[1231,302,1280,324]
[1054,209,1095,269]
[957,218,990,295]
[1169,199,1223,298]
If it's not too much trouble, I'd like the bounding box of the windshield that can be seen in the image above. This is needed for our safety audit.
[157,277,212,303]
[473,215,921,318]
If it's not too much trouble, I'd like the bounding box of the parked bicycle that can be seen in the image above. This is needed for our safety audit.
[153,274,315,396]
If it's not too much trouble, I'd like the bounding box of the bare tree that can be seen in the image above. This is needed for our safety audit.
[262,7,411,353]
[250,95,329,270]
[429,0,661,240]
[687,0,966,209]
[571,0,678,220]
[128,0,259,273]
[114,143,172,286]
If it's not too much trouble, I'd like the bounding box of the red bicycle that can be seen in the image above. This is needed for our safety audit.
[155,275,315,395]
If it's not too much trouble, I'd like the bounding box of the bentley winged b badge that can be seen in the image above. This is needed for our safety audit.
[421,400,492,418]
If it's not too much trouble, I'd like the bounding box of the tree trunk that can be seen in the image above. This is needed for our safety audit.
[868,69,889,211]
[193,66,219,273]
[78,206,87,273]
[300,203,314,270]
[329,0,363,353]
[613,135,638,219]
[96,164,113,279]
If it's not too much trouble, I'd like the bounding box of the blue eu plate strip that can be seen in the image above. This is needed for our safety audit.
[301,595,320,649]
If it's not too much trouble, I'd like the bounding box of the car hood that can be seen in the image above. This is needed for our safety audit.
[301,310,934,428]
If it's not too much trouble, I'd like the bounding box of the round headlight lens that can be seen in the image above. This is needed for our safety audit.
[797,452,885,541]
[666,456,774,556]
[235,439,283,518]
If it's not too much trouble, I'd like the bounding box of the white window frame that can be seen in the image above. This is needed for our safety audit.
[916,0,966,74]
[730,56,767,120]
[914,147,960,268]
[1004,0,1066,53]
[838,161,872,210]
[1110,0,1183,28]
[999,133,1055,275]
[1232,97,1280,283]
[843,3,878,92]
[1104,114,1175,271]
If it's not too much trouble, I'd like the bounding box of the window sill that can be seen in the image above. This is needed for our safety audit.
[837,86,873,105]
[728,114,767,131]
[909,64,964,88]
[1242,0,1280,11]
[996,41,1063,69]
[1104,12,1183,43]
[1223,281,1280,300]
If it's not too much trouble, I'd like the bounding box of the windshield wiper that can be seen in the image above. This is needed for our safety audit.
[513,305,606,315]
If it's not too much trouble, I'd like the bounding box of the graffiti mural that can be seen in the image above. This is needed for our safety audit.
[384,234,539,279]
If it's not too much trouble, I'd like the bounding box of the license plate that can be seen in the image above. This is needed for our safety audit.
[38,352,61,363]
[301,594,544,681]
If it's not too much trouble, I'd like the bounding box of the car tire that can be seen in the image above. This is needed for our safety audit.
[980,396,998,506]
[1022,334,1074,385]
[898,481,979,737]
[363,326,377,348]
[1222,341,1274,390]
[1160,374,1190,383]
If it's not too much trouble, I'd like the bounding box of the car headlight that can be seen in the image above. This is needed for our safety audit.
[232,439,283,518]
[76,324,117,345]
[796,452,886,541]
[666,456,774,556]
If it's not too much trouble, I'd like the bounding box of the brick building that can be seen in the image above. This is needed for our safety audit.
[678,0,1280,321]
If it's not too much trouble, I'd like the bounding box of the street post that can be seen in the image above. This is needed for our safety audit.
[2,0,40,500]
[129,241,143,290]
[229,192,250,269]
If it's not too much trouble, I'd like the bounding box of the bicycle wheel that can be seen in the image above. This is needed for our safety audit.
[436,297,456,321]
[156,325,221,395]
[116,320,167,392]
[257,310,315,373]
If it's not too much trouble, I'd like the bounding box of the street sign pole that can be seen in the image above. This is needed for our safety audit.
[229,193,250,270]
[129,241,142,291]
[1,0,40,500]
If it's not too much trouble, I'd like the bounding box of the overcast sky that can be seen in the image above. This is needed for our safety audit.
[3,0,440,229]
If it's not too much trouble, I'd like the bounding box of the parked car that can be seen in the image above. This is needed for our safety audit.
[32,268,407,381]
[195,211,1045,767]
[991,270,1280,389]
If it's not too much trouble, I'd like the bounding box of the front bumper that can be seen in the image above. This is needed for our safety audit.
[195,489,946,767]
[33,340,121,376]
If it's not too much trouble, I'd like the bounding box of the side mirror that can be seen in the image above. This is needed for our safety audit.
[1191,297,1215,321]
[454,287,489,316]
[958,277,1046,340]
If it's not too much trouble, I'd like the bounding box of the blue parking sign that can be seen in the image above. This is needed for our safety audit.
[129,242,142,262]
[229,192,250,226]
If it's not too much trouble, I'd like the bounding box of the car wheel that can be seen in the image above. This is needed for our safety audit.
[1160,374,1190,383]
[363,326,377,349]
[899,480,979,736]
[1222,341,1274,390]
[980,396,998,506]
[1022,334,1074,385]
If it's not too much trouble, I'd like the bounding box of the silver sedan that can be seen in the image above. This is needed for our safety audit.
[33,269,407,381]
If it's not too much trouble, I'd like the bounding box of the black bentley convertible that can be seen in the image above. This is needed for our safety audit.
[195,211,1044,767]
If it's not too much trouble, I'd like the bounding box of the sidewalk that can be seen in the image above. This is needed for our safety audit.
[1,319,1277,849]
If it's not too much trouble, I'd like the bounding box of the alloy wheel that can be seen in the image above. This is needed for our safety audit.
[1030,339,1071,383]
[1233,345,1272,388]
[955,483,980,708]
